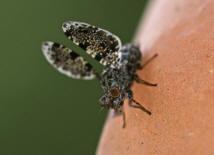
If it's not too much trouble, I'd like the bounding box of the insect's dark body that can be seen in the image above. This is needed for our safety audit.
[42,21,157,127]
[99,44,142,111]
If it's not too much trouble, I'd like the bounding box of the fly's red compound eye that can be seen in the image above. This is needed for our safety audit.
[109,87,120,98]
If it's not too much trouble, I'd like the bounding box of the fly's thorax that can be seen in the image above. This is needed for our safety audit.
[119,43,142,66]
[100,67,121,90]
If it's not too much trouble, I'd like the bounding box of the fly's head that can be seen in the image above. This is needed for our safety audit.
[99,75,125,112]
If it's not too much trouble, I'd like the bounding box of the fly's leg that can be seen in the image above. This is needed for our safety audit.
[115,108,126,128]
[141,53,158,70]
[122,109,126,128]
[127,90,151,115]
[134,75,157,87]
[135,53,158,86]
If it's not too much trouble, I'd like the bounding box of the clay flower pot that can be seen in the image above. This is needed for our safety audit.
[96,0,214,154]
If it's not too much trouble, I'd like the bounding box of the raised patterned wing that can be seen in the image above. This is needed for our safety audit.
[62,21,122,68]
[41,41,97,80]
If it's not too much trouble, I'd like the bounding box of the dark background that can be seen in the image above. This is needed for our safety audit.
[0,0,148,154]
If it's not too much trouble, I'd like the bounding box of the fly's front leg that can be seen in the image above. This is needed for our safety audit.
[135,54,158,86]
[134,75,157,87]
[127,90,151,115]
[141,53,158,70]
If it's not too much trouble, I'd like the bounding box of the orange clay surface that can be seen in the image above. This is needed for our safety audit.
[96,0,214,154]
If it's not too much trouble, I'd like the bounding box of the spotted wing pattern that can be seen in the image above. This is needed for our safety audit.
[42,41,97,79]
[62,21,122,68]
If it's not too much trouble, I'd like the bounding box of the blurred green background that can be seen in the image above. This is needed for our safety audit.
[0,0,148,154]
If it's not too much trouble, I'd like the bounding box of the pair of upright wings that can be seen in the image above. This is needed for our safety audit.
[42,21,122,80]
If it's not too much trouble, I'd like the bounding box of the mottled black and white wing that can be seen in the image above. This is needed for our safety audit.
[42,41,97,80]
[62,21,122,68]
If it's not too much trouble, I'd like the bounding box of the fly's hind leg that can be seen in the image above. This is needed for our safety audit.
[127,90,151,115]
